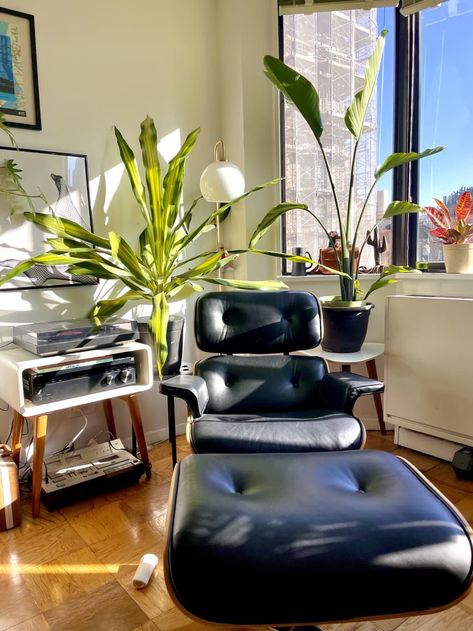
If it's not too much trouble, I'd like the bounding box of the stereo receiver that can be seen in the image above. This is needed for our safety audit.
[22,353,136,404]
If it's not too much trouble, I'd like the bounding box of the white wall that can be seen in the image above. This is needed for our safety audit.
[0,0,223,450]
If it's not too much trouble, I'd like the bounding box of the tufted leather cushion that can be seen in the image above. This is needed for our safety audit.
[196,355,327,413]
[189,411,365,453]
[165,451,473,626]
[194,290,322,354]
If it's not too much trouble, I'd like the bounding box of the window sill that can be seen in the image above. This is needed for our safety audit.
[279,272,473,282]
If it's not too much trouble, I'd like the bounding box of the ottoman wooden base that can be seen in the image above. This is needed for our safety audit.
[164,450,473,628]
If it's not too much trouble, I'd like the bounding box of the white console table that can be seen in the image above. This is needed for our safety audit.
[0,341,153,517]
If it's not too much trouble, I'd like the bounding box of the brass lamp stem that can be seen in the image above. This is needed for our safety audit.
[214,139,226,162]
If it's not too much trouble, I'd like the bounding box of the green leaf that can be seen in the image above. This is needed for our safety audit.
[375,146,444,180]
[162,127,200,231]
[30,252,94,266]
[264,55,323,139]
[25,212,111,249]
[89,290,146,319]
[378,264,418,279]
[114,126,149,221]
[150,293,169,378]
[345,31,387,140]
[195,277,288,290]
[167,281,203,301]
[383,201,424,219]
[0,259,36,287]
[249,203,308,248]
[180,178,282,251]
[249,248,316,264]
[46,237,95,252]
[364,277,398,300]
[109,231,148,284]
[67,263,118,279]
[174,252,238,283]
[139,116,162,256]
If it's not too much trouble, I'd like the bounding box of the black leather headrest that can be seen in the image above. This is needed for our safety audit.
[194,290,322,354]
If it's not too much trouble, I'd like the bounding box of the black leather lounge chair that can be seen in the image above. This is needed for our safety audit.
[160,290,384,455]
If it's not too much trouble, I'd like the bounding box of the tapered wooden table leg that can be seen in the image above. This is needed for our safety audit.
[102,399,117,438]
[125,394,151,478]
[11,411,24,468]
[32,414,48,518]
[366,359,386,435]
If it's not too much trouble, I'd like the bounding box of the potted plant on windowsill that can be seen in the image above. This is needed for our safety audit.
[423,191,473,274]
[250,30,443,352]
[0,116,308,376]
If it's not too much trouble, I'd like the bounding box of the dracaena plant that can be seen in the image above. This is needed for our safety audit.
[0,116,306,376]
[424,191,473,244]
[255,30,443,303]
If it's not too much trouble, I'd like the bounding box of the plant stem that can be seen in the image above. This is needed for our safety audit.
[316,138,351,297]
[346,139,360,245]
[351,180,378,281]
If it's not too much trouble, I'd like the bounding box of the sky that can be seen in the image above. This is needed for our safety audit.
[376,0,473,206]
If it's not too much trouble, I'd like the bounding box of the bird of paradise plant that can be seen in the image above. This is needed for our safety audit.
[253,30,443,304]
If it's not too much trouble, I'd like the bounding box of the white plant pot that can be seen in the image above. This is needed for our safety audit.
[443,243,473,274]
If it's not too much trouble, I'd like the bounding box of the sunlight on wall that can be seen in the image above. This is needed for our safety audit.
[103,163,126,219]
[88,174,100,210]
[158,128,182,164]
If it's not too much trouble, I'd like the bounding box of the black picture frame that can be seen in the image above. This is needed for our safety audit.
[0,7,41,130]
[0,146,97,290]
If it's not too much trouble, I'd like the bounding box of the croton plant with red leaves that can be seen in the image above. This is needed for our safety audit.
[424,191,473,244]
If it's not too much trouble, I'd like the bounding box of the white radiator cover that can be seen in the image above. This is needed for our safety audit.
[385,295,473,457]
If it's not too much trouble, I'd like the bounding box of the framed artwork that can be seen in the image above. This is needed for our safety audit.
[0,7,41,130]
[0,146,97,290]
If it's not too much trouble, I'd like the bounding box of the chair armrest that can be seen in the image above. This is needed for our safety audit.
[319,371,384,414]
[159,375,209,418]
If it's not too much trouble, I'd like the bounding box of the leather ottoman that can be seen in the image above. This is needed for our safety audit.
[164,450,473,628]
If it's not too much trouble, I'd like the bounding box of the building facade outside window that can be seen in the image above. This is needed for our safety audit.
[282,7,394,273]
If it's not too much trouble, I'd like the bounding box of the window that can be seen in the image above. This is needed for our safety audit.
[280,0,470,272]
[417,0,473,265]
[281,7,395,273]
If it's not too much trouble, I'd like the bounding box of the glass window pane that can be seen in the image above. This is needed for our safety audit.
[418,0,473,264]
[282,7,394,273]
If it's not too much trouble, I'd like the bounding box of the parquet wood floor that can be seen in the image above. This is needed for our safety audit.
[1,432,472,631]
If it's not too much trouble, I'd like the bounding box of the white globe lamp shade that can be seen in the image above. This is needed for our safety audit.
[199,161,245,203]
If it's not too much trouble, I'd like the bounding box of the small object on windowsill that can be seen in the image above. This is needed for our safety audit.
[416,261,429,272]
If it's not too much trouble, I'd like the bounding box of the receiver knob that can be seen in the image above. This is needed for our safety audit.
[104,374,114,386]
[119,369,133,384]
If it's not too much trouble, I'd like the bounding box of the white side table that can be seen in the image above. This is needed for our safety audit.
[297,342,386,434]
[0,342,153,517]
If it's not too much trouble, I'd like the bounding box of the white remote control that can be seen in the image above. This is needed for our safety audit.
[132,553,159,589]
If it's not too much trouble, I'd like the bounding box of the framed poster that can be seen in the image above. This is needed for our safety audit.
[0,147,96,290]
[0,7,41,129]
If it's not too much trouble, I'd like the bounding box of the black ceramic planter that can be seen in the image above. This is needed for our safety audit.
[138,315,184,377]
[321,302,374,353]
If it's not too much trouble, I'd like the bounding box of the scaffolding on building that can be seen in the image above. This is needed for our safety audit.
[283,9,381,269]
